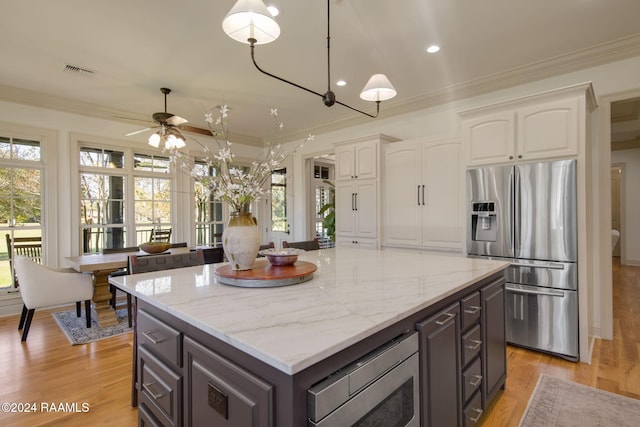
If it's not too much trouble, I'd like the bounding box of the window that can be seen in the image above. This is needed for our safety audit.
[314,161,335,248]
[193,161,224,247]
[79,146,174,253]
[271,168,287,232]
[0,136,44,290]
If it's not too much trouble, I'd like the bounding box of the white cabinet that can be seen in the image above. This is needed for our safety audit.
[335,140,378,181]
[461,83,595,166]
[335,179,378,246]
[334,135,398,249]
[383,139,462,250]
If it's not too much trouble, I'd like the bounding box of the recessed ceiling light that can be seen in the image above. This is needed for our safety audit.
[267,5,279,17]
[426,45,440,54]
[336,80,347,87]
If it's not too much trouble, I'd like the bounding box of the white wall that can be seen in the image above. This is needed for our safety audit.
[3,54,640,340]
[611,149,640,264]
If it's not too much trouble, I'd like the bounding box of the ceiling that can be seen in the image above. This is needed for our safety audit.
[1,0,640,145]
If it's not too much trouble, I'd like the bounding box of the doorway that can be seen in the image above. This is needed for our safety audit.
[610,166,622,258]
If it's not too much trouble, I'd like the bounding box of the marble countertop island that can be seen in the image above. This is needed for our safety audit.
[109,247,507,375]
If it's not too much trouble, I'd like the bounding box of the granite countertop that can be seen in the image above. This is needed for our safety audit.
[109,247,507,375]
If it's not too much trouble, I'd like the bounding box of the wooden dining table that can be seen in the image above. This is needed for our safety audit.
[65,247,192,327]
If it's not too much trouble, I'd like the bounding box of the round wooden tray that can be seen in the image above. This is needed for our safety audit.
[215,260,317,288]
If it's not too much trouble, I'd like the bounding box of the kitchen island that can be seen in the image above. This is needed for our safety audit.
[109,247,508,426]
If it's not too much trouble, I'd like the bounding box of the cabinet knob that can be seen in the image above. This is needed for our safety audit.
[509,155,514,160]
[518,155,523,159]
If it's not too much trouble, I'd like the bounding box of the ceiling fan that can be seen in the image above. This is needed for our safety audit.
[124,88,212,148]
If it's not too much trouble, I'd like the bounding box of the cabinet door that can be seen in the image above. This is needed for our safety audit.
[517,97,579,161]
[335,181,356,237]
[184,337,273,427]
[416,303,461,427]
[481,279,506,407]
[463,112,515,166]
[421,142,461,248]
[335,145,356,181]
[354,179,377,239]
[354,141,378,180]
[383,143,422,247]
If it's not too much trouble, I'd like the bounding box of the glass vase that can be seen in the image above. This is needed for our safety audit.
[222,210,261,270]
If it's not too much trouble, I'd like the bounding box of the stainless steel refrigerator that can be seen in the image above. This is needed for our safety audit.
[466,159,578,361]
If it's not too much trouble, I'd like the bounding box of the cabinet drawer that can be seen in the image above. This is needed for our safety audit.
[462,357,482,404]
[463,390,483,427]
[462,324,482,366]
[138,309,182,368]
[139,346,182,427]
[460,292,481,331]
[184,337,274,427]
[139,403,163,427]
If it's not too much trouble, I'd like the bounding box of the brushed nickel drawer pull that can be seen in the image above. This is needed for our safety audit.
[142,330,166,344]
[469,374,482,387]
[467,408,483,423]
[142,381,166,400]
[465,339,482,351]
[435,312,455,325]
[464,306,481,315]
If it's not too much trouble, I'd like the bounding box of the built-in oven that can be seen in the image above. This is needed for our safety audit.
[307,331,419,427]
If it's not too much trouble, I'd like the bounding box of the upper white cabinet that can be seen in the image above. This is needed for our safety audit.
[461,83,596,166]
[383,138,462,250]
[335,140,378,181]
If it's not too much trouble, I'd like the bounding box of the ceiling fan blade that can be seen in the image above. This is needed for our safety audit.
[166,115,188,126]
[180,125,213,137]
[124,127,153,137]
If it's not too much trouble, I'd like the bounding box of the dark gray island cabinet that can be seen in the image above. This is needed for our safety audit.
[110,248,507,426]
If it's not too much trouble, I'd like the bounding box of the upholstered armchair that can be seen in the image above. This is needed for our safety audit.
[14,255,94,342]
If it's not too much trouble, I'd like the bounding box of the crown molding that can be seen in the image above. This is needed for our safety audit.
[282,33,640,142]
[2,34,640,145]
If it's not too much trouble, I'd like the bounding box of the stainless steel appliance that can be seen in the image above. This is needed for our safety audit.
[307,332,419,426]
[467,159,579,361]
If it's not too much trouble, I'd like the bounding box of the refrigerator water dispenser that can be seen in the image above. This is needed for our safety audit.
[471,202,497,241]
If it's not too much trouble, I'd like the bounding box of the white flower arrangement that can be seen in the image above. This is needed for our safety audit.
[172,105,313,213]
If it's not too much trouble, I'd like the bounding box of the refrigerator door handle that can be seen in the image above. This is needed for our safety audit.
[509,262,566,270]
[513,167,520,255]
[506,284,565,298]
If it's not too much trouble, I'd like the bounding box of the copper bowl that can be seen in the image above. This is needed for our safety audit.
[259,248,305,266]
[139,242,171,254]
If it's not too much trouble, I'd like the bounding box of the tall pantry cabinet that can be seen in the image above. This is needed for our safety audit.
[334,135,398,248]
[382,138,463,251]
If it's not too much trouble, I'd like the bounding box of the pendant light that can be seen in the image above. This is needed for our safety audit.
[222,0,396,118]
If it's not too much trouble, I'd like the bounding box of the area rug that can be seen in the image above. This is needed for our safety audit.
[519,374,640,427]
[52,307,132,345]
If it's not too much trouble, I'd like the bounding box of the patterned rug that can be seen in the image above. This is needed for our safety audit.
[519,374,640,427]
[51,307,132,345]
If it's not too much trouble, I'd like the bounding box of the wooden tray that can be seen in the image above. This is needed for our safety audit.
[215,260,317,288]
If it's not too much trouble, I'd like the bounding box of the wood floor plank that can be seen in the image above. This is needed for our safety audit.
[0,258,637,426]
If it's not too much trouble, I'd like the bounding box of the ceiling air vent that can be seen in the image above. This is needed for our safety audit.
[62,64,95,78]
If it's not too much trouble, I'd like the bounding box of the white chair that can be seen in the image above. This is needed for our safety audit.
[14,255,94,342]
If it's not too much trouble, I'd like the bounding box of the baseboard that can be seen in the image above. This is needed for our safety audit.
[0,292,24,318]
[622,258,640,266]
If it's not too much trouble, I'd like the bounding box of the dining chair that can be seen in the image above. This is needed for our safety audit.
[13,255,94,341]
[257,241,275,257]
[128,249,204,274]
[149,228,172,243]
[103,246,140,327]
[282,238,320,251]
[6,234,42,288]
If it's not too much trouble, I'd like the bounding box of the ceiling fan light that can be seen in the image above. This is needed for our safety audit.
[223,0,280,45]
[360,74,397,102]
[148,132,161,148]
[164,128,186,149]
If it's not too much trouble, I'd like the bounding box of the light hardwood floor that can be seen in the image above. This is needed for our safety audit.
[0,259,637,426]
